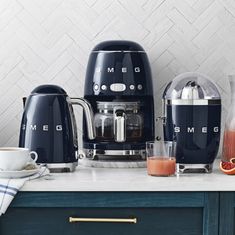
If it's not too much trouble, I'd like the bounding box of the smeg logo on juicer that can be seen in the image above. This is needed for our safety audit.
[174,126,219,133]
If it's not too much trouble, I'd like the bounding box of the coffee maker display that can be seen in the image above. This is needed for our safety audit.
[82,40,155,160]
[19,85,95,172]
[162,72,221,173]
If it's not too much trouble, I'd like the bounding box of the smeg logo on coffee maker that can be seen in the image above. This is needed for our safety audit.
[21,124,63,132]
[174,126,219,133]
[95,67,141,73]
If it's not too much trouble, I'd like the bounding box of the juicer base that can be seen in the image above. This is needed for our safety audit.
[46,162,78,173]
[177,163,213,173]
[84,149,146,160]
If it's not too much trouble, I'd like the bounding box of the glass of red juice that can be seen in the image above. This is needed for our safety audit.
[146,141,176,177]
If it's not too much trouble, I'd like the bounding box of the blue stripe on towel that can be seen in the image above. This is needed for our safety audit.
[0,184,18,192]
[0,190,15,197]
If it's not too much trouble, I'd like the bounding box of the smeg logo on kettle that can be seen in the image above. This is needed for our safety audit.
[95,67,141,73]
[21,124,63,131]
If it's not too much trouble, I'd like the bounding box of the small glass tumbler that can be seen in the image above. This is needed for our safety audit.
[146,141,176,176]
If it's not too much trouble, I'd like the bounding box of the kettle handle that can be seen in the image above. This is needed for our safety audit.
[69,97,96,140]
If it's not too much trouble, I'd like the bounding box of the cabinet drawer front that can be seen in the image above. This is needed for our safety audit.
[0,207,203,235]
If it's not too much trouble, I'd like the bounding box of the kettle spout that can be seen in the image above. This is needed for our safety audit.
[69,98,96,140]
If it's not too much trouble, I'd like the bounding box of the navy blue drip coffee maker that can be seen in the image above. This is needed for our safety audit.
[83,40,155,160]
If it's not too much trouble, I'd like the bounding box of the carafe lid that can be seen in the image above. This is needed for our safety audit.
[163,72,221,100]
[31,85,67,95]
[97,101,140,111]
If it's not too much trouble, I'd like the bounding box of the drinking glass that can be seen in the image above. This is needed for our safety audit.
[146,141,176,176]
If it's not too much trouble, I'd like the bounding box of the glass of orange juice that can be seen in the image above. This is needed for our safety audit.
[146,141,176,177]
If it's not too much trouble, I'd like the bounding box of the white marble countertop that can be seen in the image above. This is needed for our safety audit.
[20,159,235,192]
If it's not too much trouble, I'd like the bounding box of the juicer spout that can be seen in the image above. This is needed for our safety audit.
[70,98,96,140]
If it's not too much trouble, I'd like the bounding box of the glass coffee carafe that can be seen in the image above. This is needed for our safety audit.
[94,102,143,142]
[223,75,235,161]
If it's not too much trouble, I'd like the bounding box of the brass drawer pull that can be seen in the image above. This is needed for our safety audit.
[69,217,137,224]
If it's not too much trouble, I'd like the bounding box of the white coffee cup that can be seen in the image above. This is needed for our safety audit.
[0,147,38,171]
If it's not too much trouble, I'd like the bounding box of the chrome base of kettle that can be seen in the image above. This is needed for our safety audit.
[46,162,78,173]
[84,149,146,160]
[177,163,213,173]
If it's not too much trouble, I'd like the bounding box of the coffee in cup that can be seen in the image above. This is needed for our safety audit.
[0,147,38,171]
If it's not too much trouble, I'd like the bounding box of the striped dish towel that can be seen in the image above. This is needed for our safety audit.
[0,166,50,216]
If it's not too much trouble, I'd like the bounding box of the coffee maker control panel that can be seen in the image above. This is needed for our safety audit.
[93,83,144,93]
[110,83,126,92]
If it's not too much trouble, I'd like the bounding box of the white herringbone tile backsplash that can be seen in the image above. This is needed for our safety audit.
[0,0,234,147]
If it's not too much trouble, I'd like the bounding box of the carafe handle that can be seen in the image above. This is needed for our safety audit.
[114,109,126,142]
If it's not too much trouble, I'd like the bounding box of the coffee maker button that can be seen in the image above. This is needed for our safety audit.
[137,84,143,90]
[93,84,99,91]
[130,85,135,90]
[101,85,107,91]
[110,83,126,92]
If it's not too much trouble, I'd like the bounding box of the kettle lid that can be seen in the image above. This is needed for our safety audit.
[31,85,67,95]
[92,40,145,52]
[163,72,221,100]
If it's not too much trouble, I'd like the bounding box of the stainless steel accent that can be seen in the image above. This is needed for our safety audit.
[46,162,77,173]
[69,217,137,224]
[69,97,96,140]
[130,85,135,90]
[137,84,143,90]
[84,149,146,160]
[181,81,202,99]
[110,83,126,92]
[93,84,99,91]
[165,99,221,105]
[114,108,126,142]
[177,163,213,173]
[101,85,107,90]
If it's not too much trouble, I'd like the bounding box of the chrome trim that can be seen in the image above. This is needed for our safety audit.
[177,163,213,173]
[165,99,221,105]
[69,97,96,140]
[84,149,146,159]
[92,50,145,53]
[46,162,77,172]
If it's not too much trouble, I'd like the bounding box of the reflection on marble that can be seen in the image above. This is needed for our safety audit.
[20,160,235,192]
[78,158,146,168]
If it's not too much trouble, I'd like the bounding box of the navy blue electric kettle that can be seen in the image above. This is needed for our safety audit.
[19,85,95,172]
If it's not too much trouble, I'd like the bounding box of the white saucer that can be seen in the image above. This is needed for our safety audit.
[0,166,41,178]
